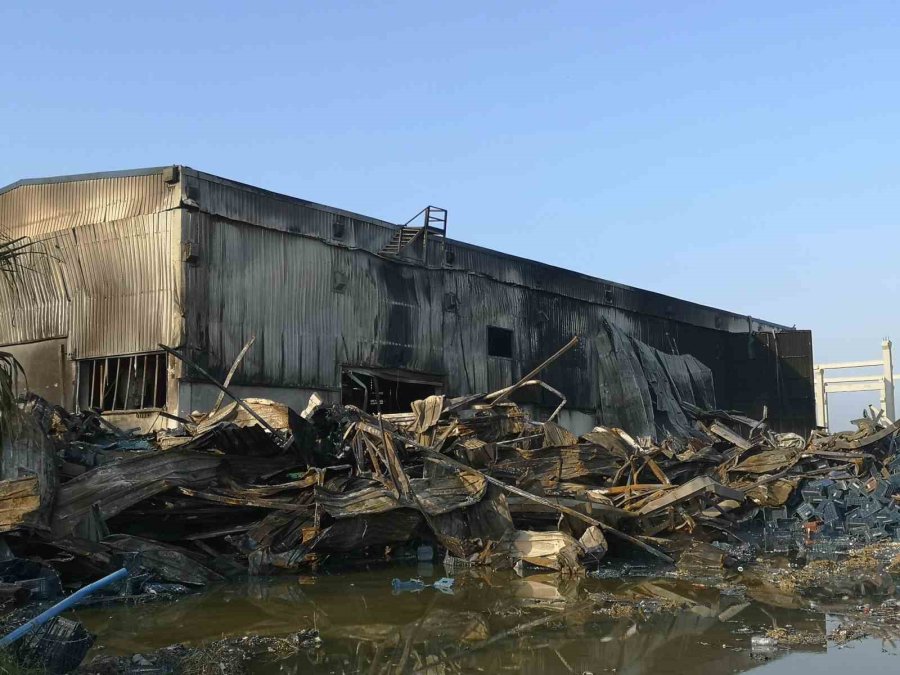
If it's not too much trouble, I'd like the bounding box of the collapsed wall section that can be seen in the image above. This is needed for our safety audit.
[594,318,717,441]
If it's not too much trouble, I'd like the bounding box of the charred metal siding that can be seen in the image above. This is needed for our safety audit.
[0,172,183,359]
[0,165,815,433]
[0,236,68,345]
[178,169,803,426]
[180,169,780,335]
[0,169,178,238]
[442,270,734,411]
[66,211,182,358]
[178,168,785,418]
[182,211,444,392]
[725,330,816,435]
[446,244,773,335]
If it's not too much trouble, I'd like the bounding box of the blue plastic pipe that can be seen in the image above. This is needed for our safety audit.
[0,567,128,648]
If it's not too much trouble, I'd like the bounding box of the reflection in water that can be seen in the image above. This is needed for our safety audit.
[75,563,847,675]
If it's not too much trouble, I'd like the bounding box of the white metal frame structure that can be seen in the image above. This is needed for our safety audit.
[814,340,896,431]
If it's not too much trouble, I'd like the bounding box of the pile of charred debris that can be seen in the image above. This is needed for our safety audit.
[0,343,898,608]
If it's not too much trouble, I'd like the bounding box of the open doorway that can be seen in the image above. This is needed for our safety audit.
[341,367,443,414]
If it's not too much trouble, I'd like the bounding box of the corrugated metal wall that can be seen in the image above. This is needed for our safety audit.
[66,211,181,358]
[442,269,731,409]
[0,171,179,238]
[179,170,812,430]
[181,169,778,337]
[0,173,183,358]
[183,212,444,391]
[726,330,816,435]
[0,236,68,344]
[0,167,814,432]
[183,211,739,416]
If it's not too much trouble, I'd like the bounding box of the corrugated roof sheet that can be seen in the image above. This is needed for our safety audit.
[0,170,179,238]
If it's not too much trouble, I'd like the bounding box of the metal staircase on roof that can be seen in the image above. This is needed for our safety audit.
[380,206,448,258]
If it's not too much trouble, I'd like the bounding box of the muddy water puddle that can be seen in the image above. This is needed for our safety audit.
[74,561,898,674]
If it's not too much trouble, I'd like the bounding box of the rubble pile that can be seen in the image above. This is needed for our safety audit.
[763,411,900,549]
[0,332,896,671]
[0,376,896,598]
[0,333,894,619]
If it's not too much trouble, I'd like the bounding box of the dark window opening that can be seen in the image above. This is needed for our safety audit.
[487,326,514,358]
[77,353,167,412]
[341,369,441,414]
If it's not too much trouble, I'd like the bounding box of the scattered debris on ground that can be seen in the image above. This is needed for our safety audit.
[741,542,900,603]
[0,330,898,670]
[4,332,899,587]
[827,598,900,644]
[763,626,827,647]
[78,629,321,675]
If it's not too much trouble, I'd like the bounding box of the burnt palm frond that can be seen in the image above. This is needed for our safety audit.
[0,351,25,447]
[0,236,37,278]
[0,233,35,444]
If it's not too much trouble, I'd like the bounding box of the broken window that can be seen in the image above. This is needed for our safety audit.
[487,326,514,358]
[341,368,442,414]
[77,353,167,412]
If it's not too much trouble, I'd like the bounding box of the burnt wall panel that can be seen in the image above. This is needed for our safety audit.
[0,167,813,435]
[725,330,815,435]
[0,211,181,357]
[180,169,788,337]
[183,214,445,393]
[443,266,734,418]
[0,235,69,345]
[67,211,181,358]
[0,170,183,354]
[183,211,777,425]
[183,216,747,422]
[0,170,179,239]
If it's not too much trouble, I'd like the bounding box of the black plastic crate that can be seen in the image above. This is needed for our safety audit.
[865,527,890,543]
[874,479,896,501]
[766,507,789,522]
[13,616,95,674]
[795,502,815,520]
[0,559,62,600]
[816,500,841,524]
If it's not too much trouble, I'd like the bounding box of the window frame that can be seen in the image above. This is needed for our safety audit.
[76,352,168,413]
[486,325,515,359]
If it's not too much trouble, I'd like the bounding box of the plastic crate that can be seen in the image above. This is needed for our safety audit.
[795,502,815,520]
[14,616,95,674]
[0,559,62,600]
[763,528,794,553]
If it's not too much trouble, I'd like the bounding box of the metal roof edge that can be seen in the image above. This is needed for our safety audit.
[0,166,171,197]
[180,167,401,230]
[442,237,795,332]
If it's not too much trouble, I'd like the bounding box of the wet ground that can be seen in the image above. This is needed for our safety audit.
[72,551,900,675]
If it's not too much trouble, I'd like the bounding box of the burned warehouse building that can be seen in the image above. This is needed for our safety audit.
[0,166,815,437]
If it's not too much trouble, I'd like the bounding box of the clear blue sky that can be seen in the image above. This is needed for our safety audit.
[2,1,896,427]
